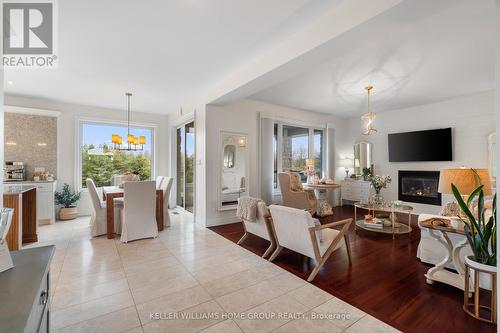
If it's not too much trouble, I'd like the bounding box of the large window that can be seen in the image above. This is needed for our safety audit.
[80,121,154,188]
[273,122,325,188]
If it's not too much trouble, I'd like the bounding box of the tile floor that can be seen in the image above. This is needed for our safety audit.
[27,212,401,333]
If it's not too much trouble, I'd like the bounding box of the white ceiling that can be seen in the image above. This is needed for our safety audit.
[251,0,496,117]
[4,0,338,114]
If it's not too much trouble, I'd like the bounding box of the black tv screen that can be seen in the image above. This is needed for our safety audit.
[388,128,452,162]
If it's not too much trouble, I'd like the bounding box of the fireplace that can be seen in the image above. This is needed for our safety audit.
[398,171,441,206]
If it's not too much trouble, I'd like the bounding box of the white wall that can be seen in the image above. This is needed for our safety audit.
[340,90,495,214]
[203,99,347,227]
[4,95,170,216]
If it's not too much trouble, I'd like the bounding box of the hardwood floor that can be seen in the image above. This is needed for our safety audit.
[209,205,496,333]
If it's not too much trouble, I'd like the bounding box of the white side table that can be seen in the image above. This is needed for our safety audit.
[419,219,468,290]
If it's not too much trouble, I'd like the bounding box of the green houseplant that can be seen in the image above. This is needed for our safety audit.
[55,183,81,220]
[452,184,496,266]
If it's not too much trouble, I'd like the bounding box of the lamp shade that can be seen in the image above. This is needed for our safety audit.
[306,158,315,167]
[339,158,353,169]
[438,168,492,196]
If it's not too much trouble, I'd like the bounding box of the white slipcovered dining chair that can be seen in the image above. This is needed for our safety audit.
[117,181,158,243]
[160,177,174,227]
[113,173,140,187]
[156,176,165,188]
[237,199,277,258]
[268,205,352,281]
[86,178,121,237]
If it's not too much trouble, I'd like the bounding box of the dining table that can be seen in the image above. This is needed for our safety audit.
[102,186,164,239]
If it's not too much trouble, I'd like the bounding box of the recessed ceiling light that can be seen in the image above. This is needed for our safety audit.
[7,80,13,85]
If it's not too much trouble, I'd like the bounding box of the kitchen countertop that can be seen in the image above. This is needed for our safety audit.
[3,180,56,184]
[0,246,55,333]
[3,185,37,195]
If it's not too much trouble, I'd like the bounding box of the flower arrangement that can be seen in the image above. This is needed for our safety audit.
[370,175,392,194]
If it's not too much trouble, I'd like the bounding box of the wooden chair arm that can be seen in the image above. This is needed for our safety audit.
[310,218,353,231]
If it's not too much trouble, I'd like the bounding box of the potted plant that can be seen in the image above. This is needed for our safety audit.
[362,167,372,181]
[55,183,81,220]
[452,183,496,299]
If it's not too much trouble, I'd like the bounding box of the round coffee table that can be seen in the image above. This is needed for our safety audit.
[354,202,413,239]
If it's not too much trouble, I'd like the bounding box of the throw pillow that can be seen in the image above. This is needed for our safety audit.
[440,202,461,217]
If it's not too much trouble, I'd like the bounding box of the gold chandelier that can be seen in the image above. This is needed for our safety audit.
[361,85,377,135]
[111,93,146,151]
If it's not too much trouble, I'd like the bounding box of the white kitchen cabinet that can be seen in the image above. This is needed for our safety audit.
[4,181,56,225]
[340,179,371,203]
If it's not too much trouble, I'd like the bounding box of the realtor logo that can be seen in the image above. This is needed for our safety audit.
[2,0,58,68]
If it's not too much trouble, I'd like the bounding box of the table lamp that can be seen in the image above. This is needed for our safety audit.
[438,168,492,228]
[438,168,492,198]
[339,158,353,179]
[306,158,315,184]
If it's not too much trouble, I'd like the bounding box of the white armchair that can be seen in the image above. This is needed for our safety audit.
[113,173,140,187]
[268,205,352,281]
[237,200,277,258]
[86,178,121,237]
[118,181,158,243]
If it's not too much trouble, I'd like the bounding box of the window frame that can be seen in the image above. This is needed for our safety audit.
[273,120,326,194]
[75,117,158,192]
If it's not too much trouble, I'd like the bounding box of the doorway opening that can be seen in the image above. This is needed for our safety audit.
[176,121,195,213]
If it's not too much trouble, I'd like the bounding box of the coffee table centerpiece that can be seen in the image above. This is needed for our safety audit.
[354,201,413,239]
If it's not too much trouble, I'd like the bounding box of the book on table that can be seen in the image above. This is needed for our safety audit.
[364,218,384,229]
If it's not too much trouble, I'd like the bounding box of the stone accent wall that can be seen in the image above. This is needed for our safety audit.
[5,113,57,180]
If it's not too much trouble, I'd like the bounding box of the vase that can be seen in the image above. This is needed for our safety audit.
[371,190,383,205]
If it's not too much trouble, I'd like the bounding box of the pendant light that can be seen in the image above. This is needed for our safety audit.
[361,85,377,135]
[111,93,146,151]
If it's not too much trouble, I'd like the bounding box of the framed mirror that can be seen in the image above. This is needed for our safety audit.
[218,131,249,211]
[488,132,496,189]
[353,141,372,176]
[223,145,236,168]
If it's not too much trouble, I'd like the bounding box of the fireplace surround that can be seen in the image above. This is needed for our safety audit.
[398,170,441,206]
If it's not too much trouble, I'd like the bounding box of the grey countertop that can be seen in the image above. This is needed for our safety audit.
[0,245,55,333]
[3,180,56,184]
[3,185,37,195]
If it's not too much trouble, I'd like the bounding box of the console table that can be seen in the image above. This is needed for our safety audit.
[0,245,55,333]
[419,219,468,291]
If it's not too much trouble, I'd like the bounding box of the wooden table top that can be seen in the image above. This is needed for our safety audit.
[303,183,340,189]
[419,218,465,235]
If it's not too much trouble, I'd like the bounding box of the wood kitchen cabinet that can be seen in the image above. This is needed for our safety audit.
[4,181,56,225]
[3,186,37,250]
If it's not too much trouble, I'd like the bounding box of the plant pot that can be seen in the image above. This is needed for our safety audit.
[59,207,78,220]
[464,256,497,323]
[465,256,496,291]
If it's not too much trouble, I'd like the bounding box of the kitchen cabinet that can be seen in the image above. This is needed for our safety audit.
[4,181,56,225]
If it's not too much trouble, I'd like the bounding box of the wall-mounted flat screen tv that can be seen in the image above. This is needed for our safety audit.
[388,128,452,162]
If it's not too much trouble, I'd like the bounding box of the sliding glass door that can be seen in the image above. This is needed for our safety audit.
[176,121,195,213]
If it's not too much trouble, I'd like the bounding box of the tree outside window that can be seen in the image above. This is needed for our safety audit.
[80,122,153,188]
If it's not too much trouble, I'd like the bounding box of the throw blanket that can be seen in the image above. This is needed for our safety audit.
[237,197,261,222]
